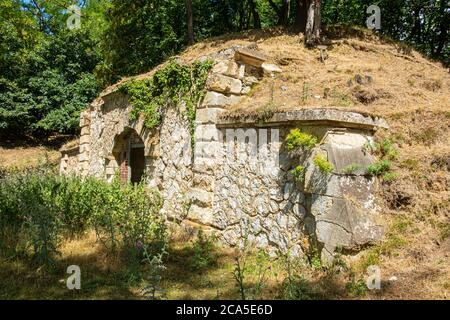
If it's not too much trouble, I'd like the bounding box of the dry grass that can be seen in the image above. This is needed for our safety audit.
[0,146,60,170]
[0,224,448,300]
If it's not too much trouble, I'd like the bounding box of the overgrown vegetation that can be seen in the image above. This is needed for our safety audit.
[121,59,212,141]
[285,128,318,151]
[291,165,305,183]
[367,159,392,176]
[341,163,361,174]
[365,138,399,180]
[189,230,217,271]
[1,0,447,140]
[313,154,334,174]
[0,168,166,268]
[232,243,271,300]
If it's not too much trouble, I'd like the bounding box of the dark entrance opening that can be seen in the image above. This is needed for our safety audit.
[130,143,145,183]
[112,129,146,184]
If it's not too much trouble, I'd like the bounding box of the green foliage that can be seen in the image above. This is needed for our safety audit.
[121,59,212,140]
[301,82,311,103]
[291,165,305,183]
[0,1,103,137]
[282,274,317,300]
[346,275,367,298]
[142,246,168,300]
[341,163,362,174]
[382,171,398,182]
[313,154,334,173]
[1,0,447,139]
[189,230,217,271]
[368,139,399,160]
[322,0,449,66]
[281,257,318,300]
[232,245,270,300]
[0,169,165,267]
[365,138,399,179]
[285,129,318,151]
[367,159,391,176]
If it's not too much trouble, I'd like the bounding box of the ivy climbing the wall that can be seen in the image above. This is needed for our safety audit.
[120,59,213,141]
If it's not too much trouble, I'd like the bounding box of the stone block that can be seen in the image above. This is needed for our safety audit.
[234,48,266,67]
[261,62,282,75]
[79,143,90,153]
[78,153,89,162]
[105,167,116,175]
[195,108,224,124]
[207,74,242,94]
[188,205,223,229]
[79,110,91,127]
[212,60,243,79]
[187,188,213,207]
[310,195,384,250]
[195,124,222,142]
[201,91,241,108]
[79,135,90,145]
[80,126,90,136]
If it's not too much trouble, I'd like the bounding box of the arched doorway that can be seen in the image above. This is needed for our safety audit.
[112,129,145,184]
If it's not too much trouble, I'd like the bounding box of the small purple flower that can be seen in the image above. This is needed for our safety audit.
[136,240,143,250]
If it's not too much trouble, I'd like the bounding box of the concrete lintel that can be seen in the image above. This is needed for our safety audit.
[216,108,389,131]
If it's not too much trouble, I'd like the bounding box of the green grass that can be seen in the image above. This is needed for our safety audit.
[367,160,391,176]
[341,163,362,174]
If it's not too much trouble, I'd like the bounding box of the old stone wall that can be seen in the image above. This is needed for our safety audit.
[60,46,387,262]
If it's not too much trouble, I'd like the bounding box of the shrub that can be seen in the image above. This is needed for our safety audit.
[291,165,305,183]
[367,160,391,176]
[0,169,165,267]
[346,276,367,298]
[285,129,318,151]
[189,230,217,271]
[282,275,317,300]
[366,139,399,160]
[313,154,334,173]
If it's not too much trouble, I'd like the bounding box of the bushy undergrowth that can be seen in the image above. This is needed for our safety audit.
[189,230,217,271]
[0,168,165,267]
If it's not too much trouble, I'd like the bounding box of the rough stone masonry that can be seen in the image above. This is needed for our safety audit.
[60,45,388,263]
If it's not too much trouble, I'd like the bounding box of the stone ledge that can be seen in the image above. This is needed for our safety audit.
[217,108,389,131]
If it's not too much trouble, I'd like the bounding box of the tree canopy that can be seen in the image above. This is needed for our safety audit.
[0,0,448,139]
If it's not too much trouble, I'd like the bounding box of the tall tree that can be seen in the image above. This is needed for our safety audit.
[304,0,322,46]
[294,0,307,32]
[186,0,194,45]
[268,0,291,26]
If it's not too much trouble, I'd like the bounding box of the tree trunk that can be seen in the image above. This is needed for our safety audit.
[312,0,321,42]
[305,0,315,45]
[281,0,291,26]
[295,0,307,32]
[435,0,448,58]
[185,0,194,45]
[248,0,261,29]
[268,0,291,26]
